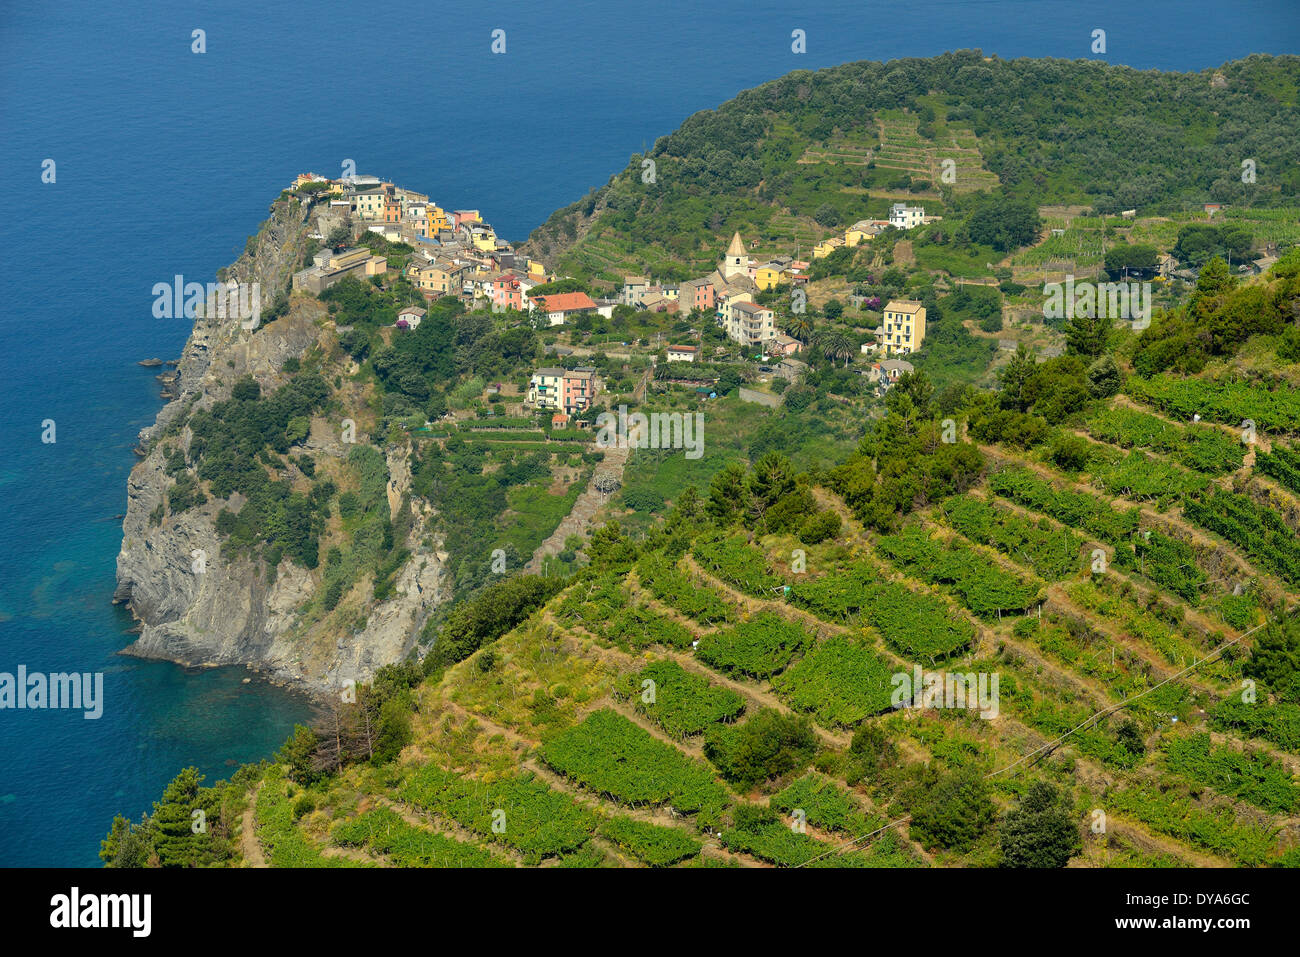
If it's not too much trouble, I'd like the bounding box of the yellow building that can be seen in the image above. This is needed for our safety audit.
[755,265,782,291]
[323,247,371,271]
[813,236,845,259]
[471,226,498,252]
[427,204,451,234]
[878,299,926,356]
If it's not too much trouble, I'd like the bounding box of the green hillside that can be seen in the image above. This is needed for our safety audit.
[104,53,1300,870]
[523,51,1300,281]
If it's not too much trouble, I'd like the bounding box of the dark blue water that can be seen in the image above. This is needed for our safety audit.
[0,0,1294,867]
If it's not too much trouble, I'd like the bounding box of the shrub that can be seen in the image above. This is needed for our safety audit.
[704,708,818,790]
[999,781,1081,868]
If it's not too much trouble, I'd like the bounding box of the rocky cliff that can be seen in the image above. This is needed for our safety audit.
[114,197,447,694]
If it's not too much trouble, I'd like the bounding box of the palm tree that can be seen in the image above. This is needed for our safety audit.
[823,330,854,367]
[784,313,813,345]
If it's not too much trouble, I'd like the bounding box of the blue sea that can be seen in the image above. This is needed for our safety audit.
[0,0,1294,867]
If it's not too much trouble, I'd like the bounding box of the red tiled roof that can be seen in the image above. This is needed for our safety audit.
[537,292,597,313]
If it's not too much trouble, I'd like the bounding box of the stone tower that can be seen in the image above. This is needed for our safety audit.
[721,231,748,280]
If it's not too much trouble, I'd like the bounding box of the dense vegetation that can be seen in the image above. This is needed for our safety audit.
[117,53,1300,872]
[529,52,1300,275]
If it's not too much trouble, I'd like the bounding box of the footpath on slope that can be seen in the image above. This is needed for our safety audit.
[527,385,649,572]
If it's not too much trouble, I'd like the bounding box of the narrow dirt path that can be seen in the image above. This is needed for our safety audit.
[239,783,266,868]
[526,443,630,571]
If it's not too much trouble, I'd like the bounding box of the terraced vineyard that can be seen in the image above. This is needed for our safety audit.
[220,386,1300,871]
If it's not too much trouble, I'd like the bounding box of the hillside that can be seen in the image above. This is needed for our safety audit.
[108,374,1300,866]
[102,53,1300,869]
[112,199,453,691]
[522,51,1300,281]
[107,250,1300,867]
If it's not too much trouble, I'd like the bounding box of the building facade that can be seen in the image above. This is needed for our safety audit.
[876,299,927,355]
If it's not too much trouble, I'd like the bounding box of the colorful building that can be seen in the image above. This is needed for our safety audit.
[875,299,927,356]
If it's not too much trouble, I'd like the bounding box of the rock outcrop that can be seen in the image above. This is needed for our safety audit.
[114,197,447,693]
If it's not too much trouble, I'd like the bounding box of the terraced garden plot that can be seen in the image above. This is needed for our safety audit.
[1220,205,1300,246]
[1123,529,1210,604]
[597,815,703,866]
[943,494,1085,580]
[1062,578,1238,685]
[635,550,736,626]
[693,533,786,598]
[1028,706,1153,769]
[875,526,1045,618]
[555,571,632,630]
[694,612,812,679]
[1011,227,1107,268]
[1184,491,1300,587]
[1164,732,1300,814]
[988,466,1140,545]
[603,603,697,651]
[398,766,598,864]
[1086,404,1246,475]
[798,138,875,166]
[770,772,878,834]
[1208,697,1300,754]
[331,807,508,867]
[1107,785,1278,866]
[1255,443,1300,495]
[771,634,899,728]
[871,113,997,194]
[539,709,730,822]
[1130,374,1300,433]
[1091,450,1209,506]
[788,565,974,661]
[1016,616,1159,702]
[616,659,745,738]
[719,807,912,868]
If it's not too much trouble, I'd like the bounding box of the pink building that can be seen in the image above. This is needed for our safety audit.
[561,369,598,413]
[680,277,715,311]
[492,273,526,311]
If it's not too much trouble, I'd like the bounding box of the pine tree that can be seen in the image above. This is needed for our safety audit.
[999,781,1082,868]
[706,462,750,524]
[1064,308,1110,358]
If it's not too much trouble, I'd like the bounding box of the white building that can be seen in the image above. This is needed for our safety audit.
[724,300,775,349]
[889,203,925,230]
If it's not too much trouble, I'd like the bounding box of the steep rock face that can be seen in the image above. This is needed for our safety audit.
[114,198,447,693]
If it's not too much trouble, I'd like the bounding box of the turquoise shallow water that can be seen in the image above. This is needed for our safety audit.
[0,0,1294,867]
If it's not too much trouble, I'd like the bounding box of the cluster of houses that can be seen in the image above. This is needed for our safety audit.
[289,174,936,415]
[811,203,937,258]
[291,172,621,320]
[618,230,929,360]
[619,232,804,356]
